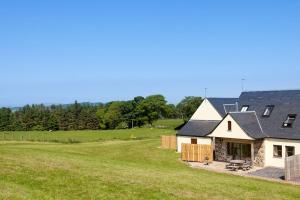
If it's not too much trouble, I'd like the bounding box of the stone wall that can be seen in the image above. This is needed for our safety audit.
[214,138,227,161]
[253,139,265,167]
[214,138,265,167]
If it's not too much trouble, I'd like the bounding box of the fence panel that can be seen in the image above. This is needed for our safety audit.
[181,144,212,163]
[285,154,300,181]
[161,135,177,149]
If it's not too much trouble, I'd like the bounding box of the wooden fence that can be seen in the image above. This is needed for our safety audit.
[285,154,300,181]
[181,144,212,163]
[161,135,177,149]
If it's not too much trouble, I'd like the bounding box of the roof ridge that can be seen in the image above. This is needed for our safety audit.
[207,97,238,99]
[229,111,256,114]
[242,89,300,93]
[189,120,221,122]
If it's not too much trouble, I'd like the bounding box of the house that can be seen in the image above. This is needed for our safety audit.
[177,90,300,168]
[176,98,238,152]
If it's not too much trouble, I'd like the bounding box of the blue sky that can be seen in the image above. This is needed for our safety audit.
[0,0,300,106]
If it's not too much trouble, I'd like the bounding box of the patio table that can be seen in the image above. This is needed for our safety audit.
[230,160,245,165]
[227,160,245,171]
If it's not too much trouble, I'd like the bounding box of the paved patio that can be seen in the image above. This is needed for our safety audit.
[248,167,285,180]
[188,161,290,182]
[189,161,262,175]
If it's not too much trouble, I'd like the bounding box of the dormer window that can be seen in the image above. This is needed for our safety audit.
[241,105,249,112]
[283,114,297,128]
[262,105,274,117]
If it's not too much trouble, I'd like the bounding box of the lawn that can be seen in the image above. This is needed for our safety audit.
[152,119,184,129]
[0,129,300,199]
[0,128,175,143]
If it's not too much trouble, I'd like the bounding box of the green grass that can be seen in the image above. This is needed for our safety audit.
[0,129,300,199]
[0,128,175,143]
[152,119,184,129]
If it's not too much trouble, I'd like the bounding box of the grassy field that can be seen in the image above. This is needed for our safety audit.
[0,119,183,143]
[152,119,184,129]
[0,128,175,143]
[0,128,300,199]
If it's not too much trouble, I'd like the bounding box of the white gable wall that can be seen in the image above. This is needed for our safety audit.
[208,115,254,140]
[190,99,223,121]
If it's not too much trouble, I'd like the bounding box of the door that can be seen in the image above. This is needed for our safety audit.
[230,143,251,160]
[233,143,241,160]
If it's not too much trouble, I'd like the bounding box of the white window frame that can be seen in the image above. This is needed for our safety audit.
[263,105,274,117]
[241,106,249,112]
[283,114,297,128]
[285,146,295,157]
[273,145,282,158]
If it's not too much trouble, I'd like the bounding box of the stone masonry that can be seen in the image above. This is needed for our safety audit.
[214,138,265,167]
[253,139,265,167]
[214,138,227,161]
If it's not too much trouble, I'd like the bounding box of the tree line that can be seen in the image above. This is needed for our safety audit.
[0,95,202,131]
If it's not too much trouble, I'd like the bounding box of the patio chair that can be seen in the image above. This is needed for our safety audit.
[242,160,252,171]
[226,165,239,171]
[226,155,233,162]
[245,160,253,168]
[225,156,233,169]
[225,163,233,169]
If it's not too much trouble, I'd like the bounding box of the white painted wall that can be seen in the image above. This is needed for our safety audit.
[190,99,223,121]
[264,138,300,168]
[208,115,254,140]
[177,136,212,152]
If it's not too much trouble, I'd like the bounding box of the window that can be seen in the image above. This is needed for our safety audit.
[226,143,251,158]
[286,146,295,157]
[273,145,282,158]
[191,138,197,144]
[227,143,233,155]
[241,105,249,112]
[262,105,274,117]
[283,114,297,128]
[228,121,232,131]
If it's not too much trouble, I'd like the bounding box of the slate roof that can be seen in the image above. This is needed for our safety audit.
[207,98,238,117]
[224,104,238,114]
[176,120,220,137]
[238,90,300,140]
[229,112,266,139]
[177,90,300,140]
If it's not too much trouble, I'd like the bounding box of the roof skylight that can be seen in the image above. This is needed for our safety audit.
[241,105,249,112]
[262,105,274,117]
[283,114,297,128]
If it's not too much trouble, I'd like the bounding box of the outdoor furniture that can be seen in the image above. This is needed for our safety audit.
[242,162,251,171]
[226,160,247,171]
[226,155,233,162]
[244,160,253,169]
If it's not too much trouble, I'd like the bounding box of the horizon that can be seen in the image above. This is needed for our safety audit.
[1,1,300,107]
[6,88,300,108]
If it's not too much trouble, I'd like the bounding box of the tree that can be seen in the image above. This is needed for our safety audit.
[47,113,59,131]
[78,105,99,130]
[135,95,167,125]
[55,106,69,131]
[103,102,124,129]
[96,107,107,129]
[0,108,12,131]
[0,94,197,131]
[164,104,179,119]
[68,101,81,130]
[177,96,203,121]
